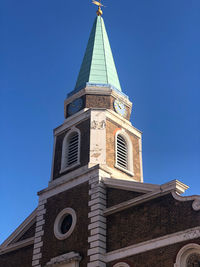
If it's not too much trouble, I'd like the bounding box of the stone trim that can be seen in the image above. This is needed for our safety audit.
[87,170,109,267]
[0,237,34,255]
[115,129,134,176]
[54,109,90,136]
[174,243,200,267]
[172,191,200,211]
[60,127,81,173]
[89,110,106,166]
[64,87,132,108]
[104,180,189,216]
[32,199,47,267]
[54,208,77,240]
[45,252,81,267]
[106,226,200,263]
[138,137,143,183]
[102,177,160,193]
[105,110,141,138]
[113,263,130,267]
[0,209,37,250]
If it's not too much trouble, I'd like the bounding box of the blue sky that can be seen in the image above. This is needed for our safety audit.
[1,0,200,244]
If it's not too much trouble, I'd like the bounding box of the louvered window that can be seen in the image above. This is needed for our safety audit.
[116,135,128,170]
[61,129,80,172]
[66,132,79,167]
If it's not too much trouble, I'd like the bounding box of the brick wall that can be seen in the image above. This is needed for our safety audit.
[107,238,200,267]
[40,182,90,267]
[17,222,36,242]
[65,94,132,121]
[0,245,33,267]
[107,188,144,208]
[107,193,200,252]
[53,119,90,180]
[106,119,141,182]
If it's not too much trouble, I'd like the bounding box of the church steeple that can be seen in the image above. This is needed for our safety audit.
[72,15,122,95]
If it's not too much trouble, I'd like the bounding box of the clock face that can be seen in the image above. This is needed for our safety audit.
[114,99,127,117]
[68,98,83,116]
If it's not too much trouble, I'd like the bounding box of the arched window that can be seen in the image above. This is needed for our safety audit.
[113,263,130,267]
[115,130,134,176]
[60,128,81,172]
[174,244,200,267]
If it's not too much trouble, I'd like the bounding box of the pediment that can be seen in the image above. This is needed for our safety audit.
[0,209,36,254]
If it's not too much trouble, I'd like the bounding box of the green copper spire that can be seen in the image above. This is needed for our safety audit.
[72,16,122,95]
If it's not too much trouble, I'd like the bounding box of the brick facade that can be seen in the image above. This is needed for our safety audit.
[107,193,200,252]
[0,245,33,267]
[65,94,132,121]
[107,238,200,267]
[40,182,90,267]
[107,188,144,208]
[106,119,142,182]
[52,119,90,180]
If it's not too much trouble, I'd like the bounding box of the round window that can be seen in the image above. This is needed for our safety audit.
[54,208,77,240]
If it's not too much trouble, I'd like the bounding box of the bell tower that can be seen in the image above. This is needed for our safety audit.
[50,14,143,185]
[30,5,144,267]
[2,3,199,267]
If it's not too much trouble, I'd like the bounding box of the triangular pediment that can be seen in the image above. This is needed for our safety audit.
[0,209,36,254]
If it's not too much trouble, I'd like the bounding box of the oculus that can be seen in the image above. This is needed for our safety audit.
[54,208,77,240]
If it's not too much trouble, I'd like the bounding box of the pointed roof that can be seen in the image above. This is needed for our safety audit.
[72,16,122,95]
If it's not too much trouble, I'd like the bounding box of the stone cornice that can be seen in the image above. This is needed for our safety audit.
[0,209,36,250]
[0,237,34,255]
[104,179,189,216]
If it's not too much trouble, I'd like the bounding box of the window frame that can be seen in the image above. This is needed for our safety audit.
[115,129,134,176]
[174,243,200,267]
[113,263,130,267]
[54,208,77,240]
[60,127,81,173]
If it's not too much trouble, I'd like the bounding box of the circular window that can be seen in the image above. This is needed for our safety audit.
[186,253,200,267]
[54,208,77,240]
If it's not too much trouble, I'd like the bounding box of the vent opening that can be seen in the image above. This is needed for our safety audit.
[67,133,79,167]
[116,135,128,169]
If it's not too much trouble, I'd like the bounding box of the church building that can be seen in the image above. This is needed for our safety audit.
[1,3,200,267]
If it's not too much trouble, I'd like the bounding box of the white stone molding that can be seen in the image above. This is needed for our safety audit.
[54,109,90,136]
[54,208,77,240]
[60,127,81,173]
[0,237,34,255]
[106,226,200,263]
[45,252,81,267]
[172,191,200,211]
[87,170,109,267]
[102,177,160,193]
[115,129,134,176]
[113,263,130,267]
[40,166,100,201]
[104,179,189,216]
[174,243,200,267]
[64,86,132,108]
[106,109,142,138]
[89,110,106,165]
[0,209,36,254]
[138,137,143,182]
[32,198,47,267]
